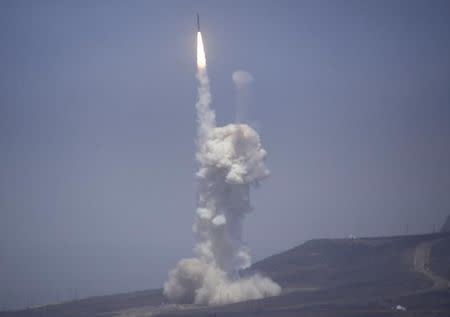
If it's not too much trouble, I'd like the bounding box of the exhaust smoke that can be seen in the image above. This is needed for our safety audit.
[232,70,254,123]
[163,31,281,306]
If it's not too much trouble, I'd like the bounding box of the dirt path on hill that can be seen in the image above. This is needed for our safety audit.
[413,237,450,289]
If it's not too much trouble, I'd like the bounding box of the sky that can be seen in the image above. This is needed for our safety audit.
[1,0,450,310]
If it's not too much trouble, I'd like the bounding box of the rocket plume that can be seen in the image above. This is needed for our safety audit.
[163,30,281,306]
[197,32,206,69]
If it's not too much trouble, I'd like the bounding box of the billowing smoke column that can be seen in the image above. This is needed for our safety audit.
[163,31,281,306]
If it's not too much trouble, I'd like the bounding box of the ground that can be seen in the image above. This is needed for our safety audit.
[2,232,449,317]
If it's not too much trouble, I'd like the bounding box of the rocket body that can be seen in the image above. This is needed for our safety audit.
[197,13,200,32]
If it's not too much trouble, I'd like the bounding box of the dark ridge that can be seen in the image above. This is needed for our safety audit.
[2,232,450,317]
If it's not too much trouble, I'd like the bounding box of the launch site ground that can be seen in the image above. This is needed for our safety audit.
[2,232,449,317]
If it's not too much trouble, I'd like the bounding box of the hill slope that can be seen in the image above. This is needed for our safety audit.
[2,233,449,317]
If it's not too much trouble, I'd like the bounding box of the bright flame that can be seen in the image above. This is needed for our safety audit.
[197,32,206,69]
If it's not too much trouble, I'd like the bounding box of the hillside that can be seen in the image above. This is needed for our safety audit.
[2,232,449,317]
[441,215,450,232]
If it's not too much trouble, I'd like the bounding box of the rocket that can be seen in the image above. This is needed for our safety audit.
[197,13,200,32]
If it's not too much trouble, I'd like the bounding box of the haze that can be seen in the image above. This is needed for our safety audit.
[1,0,449,310]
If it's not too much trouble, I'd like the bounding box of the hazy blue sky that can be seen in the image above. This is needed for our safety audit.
[1,0,449,310]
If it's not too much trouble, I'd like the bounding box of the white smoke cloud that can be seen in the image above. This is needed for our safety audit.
[232,70,254,86]
[196,123,269,184]
[164,63,280,306]
[164,258,280,306]
[232,70,254,123]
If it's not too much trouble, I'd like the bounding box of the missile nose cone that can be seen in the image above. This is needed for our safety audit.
[197,13,200,31]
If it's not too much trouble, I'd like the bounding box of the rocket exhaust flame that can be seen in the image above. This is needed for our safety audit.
[197,32,207,69]
[163,17,281,306]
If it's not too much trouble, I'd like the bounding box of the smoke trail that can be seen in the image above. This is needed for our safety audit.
[233,70,254,123]
[163,31,281,306]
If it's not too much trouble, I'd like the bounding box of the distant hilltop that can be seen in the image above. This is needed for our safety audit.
[441,215,450,232]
